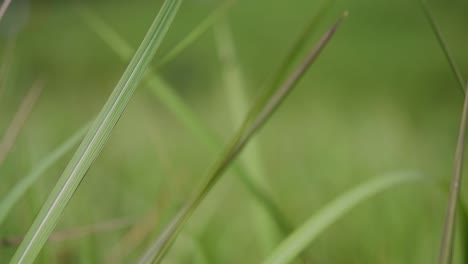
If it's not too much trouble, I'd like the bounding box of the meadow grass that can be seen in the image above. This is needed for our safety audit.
[9,0,182,262]
[0,0,467,263]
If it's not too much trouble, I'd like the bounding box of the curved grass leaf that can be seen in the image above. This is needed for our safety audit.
[137,12,348,264]
[262,171,422,264]
[10,1,182,263]
[0,124,89,226]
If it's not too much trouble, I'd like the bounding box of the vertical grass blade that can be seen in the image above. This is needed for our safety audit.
[215,18,277,254]
[439,82,468,264]
[262,171,421,264]
[0,124,88,226]
[418,0,465,93]
[418,2,468,263]
[10,1,182,263]
[0,79,43,166]
[138,12,347,264]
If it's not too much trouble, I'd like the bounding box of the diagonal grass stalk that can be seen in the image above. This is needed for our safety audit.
[214,18,281,256]
[157,0,236,67]
[418,0,465,93]
[10,0,182,263]
[439,82,468,264]
[418,2,468,263]
[78,4,289,239]
[262,171,422,264]
[137,12,348,264]
[0,0,12,22]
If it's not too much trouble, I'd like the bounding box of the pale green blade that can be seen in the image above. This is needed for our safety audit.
[138,12,347,264]
[262,171,422,264]
[157,0,236,67]
[0,124,89,226]
[78,3,290,239]
[10,1,182,263]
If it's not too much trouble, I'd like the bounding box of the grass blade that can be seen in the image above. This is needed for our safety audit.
[0,0,12,21]
[79,4,290,241]
[261,171,421,264]
[10,1,182,263]
[0,79,43,166]
[138,12,347,264]
[418,2,468,263]
[418,0,466,93]
[157,0,236,67]
[265,0,336,92]
[439,82,468,264]
[0,124,89,226]
[215,18,276,252]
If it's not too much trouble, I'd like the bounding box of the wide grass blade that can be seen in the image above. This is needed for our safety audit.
[138,12,347,264]
[418,0,465,93]
[262,171,422,264]
[0,124,88,226]
[10,1,182,263]
[0,79,43,166]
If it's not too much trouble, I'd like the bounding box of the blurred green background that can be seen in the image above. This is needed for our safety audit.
[1,0,468,263]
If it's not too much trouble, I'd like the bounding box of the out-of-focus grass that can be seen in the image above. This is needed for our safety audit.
[0,0,467,263]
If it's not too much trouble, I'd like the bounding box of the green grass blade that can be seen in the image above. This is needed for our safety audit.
[0,0,12,22]
[215,18,277,253]
[0,124,89,226]
[262,171,422,264]
[78,6,217,151]
[157,0,236,67]
[418,0,466,93]
[138,13,347,264]
[418,2,468,263]
[439,82,468,264]
[9,1,182,263]
[265,0,336,92]
[78,4,291,241]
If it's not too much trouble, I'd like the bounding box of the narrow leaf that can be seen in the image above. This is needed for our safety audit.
[10,1,182,263]
[419,0,465,93]
[0,0,12,22]
[78,4,291,241]
[262,171,422,264]
[138,12,347,264]
[439,82,468,264]
[157,0,236,67]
